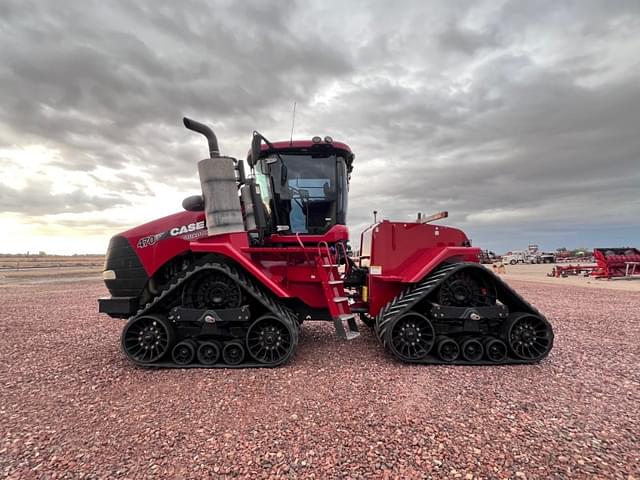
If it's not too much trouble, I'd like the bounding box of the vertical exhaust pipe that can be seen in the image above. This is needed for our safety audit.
[182,117,244,237]
[183,117,220,158]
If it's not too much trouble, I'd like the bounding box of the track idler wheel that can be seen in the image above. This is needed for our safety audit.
[437,336,460,362]
[246,315,295,365]
[460,337,484,362]
[222,341,245,366]
[121,314,174,364]
[172,339,197,365]
[386,311,435,362]
[504,313,553,361]
[484,337,507,362]
[197,341,221,365]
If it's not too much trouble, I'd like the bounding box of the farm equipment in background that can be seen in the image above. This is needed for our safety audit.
[504,246,555,265]
[479,250,497,264]
[592,248,640,278]
[548,264,596,278]
[502,250,529,265]
[536,252,556,264]
[98,117,553,368]
[547,248,640,279]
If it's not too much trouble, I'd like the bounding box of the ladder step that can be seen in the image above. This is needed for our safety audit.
[322,264,339,268]
[328,280,343,285]
[333,296,348,303]
[333,313,360,340]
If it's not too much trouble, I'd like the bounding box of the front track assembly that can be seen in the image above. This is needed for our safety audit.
[121,261,299,368]
[375,262,554,365]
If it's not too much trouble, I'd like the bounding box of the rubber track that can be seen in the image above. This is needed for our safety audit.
[375,262,552,365]
[125,261,299,368]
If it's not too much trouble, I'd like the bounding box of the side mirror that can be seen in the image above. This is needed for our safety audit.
[249,132,262,167]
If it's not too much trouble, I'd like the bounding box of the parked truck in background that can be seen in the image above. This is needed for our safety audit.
[502,250,529,265]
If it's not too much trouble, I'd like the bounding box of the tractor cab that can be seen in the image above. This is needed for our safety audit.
[249,138,354,237]
[180,118,354,246]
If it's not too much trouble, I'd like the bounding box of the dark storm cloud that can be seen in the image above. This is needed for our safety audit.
[0,0,638,251]
[0,179,129,215]
[0,0,351,172]
[344,54,640,210]
[437,21,500,55]
[87,172,155,198]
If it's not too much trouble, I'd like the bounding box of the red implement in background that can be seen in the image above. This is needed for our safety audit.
[592,248,640,278]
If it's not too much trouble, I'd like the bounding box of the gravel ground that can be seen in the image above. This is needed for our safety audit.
[1,279,638,479]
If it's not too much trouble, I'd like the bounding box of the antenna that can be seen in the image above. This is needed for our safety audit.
[289,101,297,146]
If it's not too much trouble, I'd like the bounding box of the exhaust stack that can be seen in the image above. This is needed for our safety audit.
[183,117,243,236]
[183,117,220,158]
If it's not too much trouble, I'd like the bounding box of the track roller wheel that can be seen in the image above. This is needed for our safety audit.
[246,315,295,365]
[504,313,553,361]
[460,337,484,362]
[386,311,435,362]
[121,314,174,364]
[172,339,197,365]
[484,337,507,362]
[437,337,460,362]
[197,341,221,365]
[222,341,245,366]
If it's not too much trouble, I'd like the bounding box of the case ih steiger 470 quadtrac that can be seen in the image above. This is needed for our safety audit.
[99,118,554,368]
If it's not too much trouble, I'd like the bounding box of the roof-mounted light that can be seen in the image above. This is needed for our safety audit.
[312,136,322,143]
[324,136,333,143]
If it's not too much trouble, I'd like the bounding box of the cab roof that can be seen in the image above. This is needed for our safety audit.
[247,138,355,172]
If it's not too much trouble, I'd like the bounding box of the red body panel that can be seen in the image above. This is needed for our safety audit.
[265,225,349,245]
[190,225,349,308]
[122,210,207,276]
[121,214,349,308]
[119,213,479,317]
[360,221,481,316]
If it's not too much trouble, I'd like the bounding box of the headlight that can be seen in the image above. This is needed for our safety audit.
[102,270,116,280]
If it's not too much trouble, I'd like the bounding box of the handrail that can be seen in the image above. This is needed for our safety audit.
[335,241,350,276]
[296,232,313,266]
[317,240,335,267]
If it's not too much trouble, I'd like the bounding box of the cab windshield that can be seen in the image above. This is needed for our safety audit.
[264,154,348,234]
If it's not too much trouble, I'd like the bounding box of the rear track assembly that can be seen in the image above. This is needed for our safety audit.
[375,262,553,365]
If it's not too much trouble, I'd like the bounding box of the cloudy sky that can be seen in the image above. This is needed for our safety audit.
[1,0,639,255]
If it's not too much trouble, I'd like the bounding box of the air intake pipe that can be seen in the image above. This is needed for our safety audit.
[183,117,220,157]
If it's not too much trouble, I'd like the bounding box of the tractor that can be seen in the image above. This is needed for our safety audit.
[98,118,553,367]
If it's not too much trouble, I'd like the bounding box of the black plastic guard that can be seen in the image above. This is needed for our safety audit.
[98,296,138,318]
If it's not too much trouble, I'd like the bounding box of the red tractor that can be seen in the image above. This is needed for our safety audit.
[99,118,553,367]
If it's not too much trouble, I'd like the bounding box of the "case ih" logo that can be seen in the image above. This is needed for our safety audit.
[169,221,205,237]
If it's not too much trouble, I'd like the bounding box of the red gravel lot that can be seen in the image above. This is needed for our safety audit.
[1,279,639,479]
